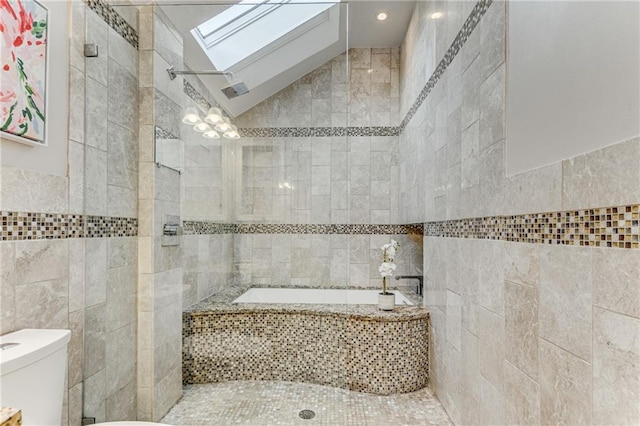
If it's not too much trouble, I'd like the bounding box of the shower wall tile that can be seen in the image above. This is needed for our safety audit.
[504,281,538,380]
[539,245,592,362]
[592,307,640,425]
[539,339,591,425]
[504,361,540,426]
[562,136,640,211]
[592,248,640,318]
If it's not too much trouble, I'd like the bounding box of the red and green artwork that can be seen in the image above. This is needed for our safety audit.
[1,0,48,145]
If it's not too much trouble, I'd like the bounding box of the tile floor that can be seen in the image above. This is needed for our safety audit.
[161,381,452,425]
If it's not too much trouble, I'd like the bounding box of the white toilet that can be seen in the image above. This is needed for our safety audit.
[0,329,170,426]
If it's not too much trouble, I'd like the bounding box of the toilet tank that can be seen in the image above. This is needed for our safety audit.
[0,329,71,426]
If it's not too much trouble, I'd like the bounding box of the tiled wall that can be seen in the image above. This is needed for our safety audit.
[398,1,640,424]
[0,1,139,424]
[137,5,184,421]
[218,49,424,288]
[82,2,139,422]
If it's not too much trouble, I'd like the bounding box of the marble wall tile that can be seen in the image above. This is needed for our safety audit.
[68,383,83,426]
[108,59,139,132]
[15,277,68,330]
[446,290,462,351]
[539,338,592,425]
[505,162,563,216]
[503,242,539,287]
[85,238,108,307]
[504,361,540,426]
[479,64,505,150]
[1,168,69,213]
[593,307,640,425]
[105,380,136,422]
[592,248,640,318]
[479,0,506,82]
[109,26,138,77]
[84,303,106,379]
[83,369,106,423]
[86,76,109,151]
[0,242,16,334]
[68,310,84,388]
[477,239,504,316]
[68,141,85,214]
[540,245,592,361]
[562,137,640,211]
[85,146,108,216]
[106,322,137,397]
[105,265,137,332]
[478,307,504,391]
[68,66,85,145]
[480,375,505,426]
[505,281,538,380]
[86,9,109,86]
[153,366,182,421]
[68,238,85,313]
[15,239,68,285]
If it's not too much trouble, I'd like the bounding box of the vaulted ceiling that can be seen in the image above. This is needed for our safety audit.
[159,1,416,117]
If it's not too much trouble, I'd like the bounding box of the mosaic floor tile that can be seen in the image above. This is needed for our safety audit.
[161,381,451,426]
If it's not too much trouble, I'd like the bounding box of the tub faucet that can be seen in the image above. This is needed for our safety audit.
[394,275,424,297]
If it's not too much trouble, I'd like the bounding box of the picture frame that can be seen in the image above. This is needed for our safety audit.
[0,0,49,146]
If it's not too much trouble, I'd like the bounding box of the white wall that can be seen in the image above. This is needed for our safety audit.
[1,0,70,177]
[506,0,640,175]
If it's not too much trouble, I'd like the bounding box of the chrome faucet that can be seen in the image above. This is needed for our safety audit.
[395,275,424,297]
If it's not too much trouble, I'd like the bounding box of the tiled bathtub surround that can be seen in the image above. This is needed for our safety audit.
[182,287,428,395]
[424,204,639,248]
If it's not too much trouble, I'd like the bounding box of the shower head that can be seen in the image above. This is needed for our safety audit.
[221,81,250,99]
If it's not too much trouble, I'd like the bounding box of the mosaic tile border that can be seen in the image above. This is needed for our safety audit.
[425,204,640,249]
[182,222,424,236]
[400,0,493,131]
[1,212,138,241]
[238,126,400,138]
[83,0,138,49]
[155,126,179,140]
[184,79,213,112]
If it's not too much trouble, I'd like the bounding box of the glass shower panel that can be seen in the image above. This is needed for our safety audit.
[81,2,140,423]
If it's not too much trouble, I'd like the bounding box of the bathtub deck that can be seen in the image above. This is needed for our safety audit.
[185,284,426,321]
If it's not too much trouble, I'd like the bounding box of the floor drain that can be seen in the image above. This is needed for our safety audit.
[299,409,316,420]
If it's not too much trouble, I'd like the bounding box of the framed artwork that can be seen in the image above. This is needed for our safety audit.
[0,0,49,146]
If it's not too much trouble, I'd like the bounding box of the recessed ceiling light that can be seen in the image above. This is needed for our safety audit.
[376,11,389,21]
[430,12,443,19]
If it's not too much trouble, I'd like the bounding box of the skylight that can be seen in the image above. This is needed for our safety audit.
[193,0,337,72]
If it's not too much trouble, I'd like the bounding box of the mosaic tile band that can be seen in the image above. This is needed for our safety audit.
[238,127,400,138]
[83,0,138,49]
[1,212,138,241]
[425,204,640,249]
[184,80,213,112]
[182,222,424,235]
[400,0,493,131]
[155,126,179,140]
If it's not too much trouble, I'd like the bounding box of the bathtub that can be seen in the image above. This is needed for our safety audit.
[232,288,414,305]
[183,286,429,395]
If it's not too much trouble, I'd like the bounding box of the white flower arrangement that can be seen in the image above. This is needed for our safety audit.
[378,239,399,295]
